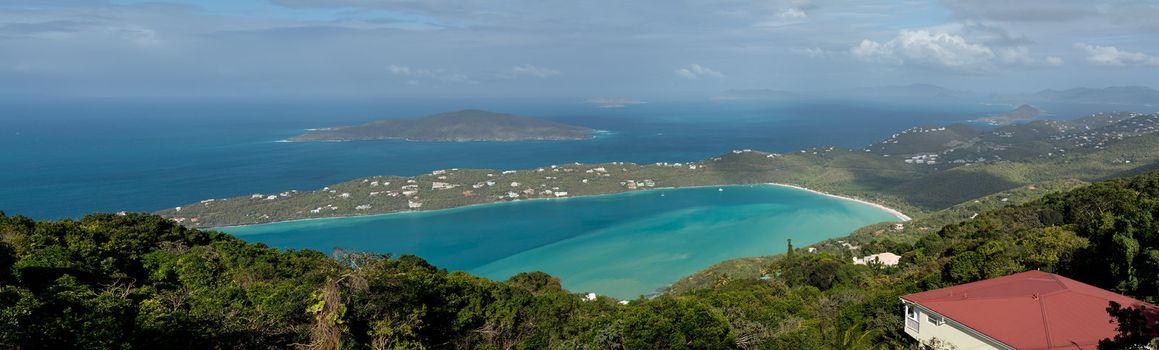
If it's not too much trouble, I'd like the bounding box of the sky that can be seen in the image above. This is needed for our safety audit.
[2,0,1158,99]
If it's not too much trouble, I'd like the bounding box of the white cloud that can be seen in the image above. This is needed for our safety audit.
[1045,56,1064,66]
[778,8,807,19]
[510,64,560,78]
[388,65,413,75]
[1074,43,1159,66]
[674,64,724,80]
[995,46,1033,64]
[851,30,996,68]
[110,25,162,46]
[388,64,475,83]
[790,47,828,58]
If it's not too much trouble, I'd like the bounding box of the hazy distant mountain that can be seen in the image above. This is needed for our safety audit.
[1030,86,1159,105]
[290,109,593,142]
[724,85,1158,106]
[974,104,1045,125]
[586,97,647,108]
[844,84,979,100]
[712,89,797,101]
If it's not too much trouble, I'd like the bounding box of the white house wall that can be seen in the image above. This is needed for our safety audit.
[903,303,1010,350]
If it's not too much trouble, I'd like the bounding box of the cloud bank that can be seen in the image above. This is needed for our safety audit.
[0,0,1156,97]
[675,64,724,80]
[1075,43,1159,66]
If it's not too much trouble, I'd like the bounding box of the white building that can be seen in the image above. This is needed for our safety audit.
[852,252,900,266]
[901,270,1158,350]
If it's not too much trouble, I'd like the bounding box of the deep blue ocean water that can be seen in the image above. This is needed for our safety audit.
[2,97,1011,219]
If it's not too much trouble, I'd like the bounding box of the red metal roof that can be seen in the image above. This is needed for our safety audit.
[901,270,1158,349]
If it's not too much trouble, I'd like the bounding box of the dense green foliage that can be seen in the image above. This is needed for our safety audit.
[5,170,1159,349]
[0,213,734,349]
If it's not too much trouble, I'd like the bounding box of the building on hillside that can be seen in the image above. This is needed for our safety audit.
[901,270,1158,349]
[852,252,900,266]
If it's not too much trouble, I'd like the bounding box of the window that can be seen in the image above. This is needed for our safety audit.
[905,304,921,331]
[928,315,945,325]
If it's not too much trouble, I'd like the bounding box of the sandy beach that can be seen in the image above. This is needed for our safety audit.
[765,183,912,222]
[214,183,912,230]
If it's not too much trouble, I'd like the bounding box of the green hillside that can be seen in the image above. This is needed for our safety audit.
[160,112,1159,228]
[4,171,1158,349]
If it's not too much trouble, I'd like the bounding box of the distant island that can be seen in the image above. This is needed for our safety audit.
[720,85,1159,106]
[289,109,594,142]
[162,111,1159,228]
[1031,86,1159,105]
[974,104,1044,125]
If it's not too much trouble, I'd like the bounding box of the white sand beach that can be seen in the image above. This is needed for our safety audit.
[766,183,912,222]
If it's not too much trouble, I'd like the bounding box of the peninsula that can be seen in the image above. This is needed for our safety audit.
[973,104,1044,125]
[289,109,594,142]
[161,111,1159,228]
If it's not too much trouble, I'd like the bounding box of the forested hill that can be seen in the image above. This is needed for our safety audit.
[4,171,1159,348]
[289,109,594,142]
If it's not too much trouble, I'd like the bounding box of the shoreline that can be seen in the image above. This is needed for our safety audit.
[278,129,614,144]
[213,184,721,230]
[765,183,912,221]
[212,183,910,230]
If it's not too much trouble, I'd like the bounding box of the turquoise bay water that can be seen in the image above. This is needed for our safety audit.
[223,185,898,299]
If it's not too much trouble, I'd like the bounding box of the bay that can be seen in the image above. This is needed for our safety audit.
[223,184,899,299]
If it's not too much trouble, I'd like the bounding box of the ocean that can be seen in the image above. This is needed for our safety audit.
[1,96,1004,219]
[4,96,1133,297]
[222,184,899,299]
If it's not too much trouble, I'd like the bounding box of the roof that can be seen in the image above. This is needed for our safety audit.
[901,270,1158,350]
[853,252,901,266]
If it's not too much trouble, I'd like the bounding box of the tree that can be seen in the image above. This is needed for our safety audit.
[1097,301,1159,350]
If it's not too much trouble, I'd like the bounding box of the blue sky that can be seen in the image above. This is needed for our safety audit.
[2,0,1158,99]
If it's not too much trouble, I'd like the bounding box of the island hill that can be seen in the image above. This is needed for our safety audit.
[289,109,594,142]
[161,110,1159,228]
[973,104,1045,126]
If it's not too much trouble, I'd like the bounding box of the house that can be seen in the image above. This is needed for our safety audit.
[431,182,457,190]
[901,270,1159,349]
[852,252,900,266]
